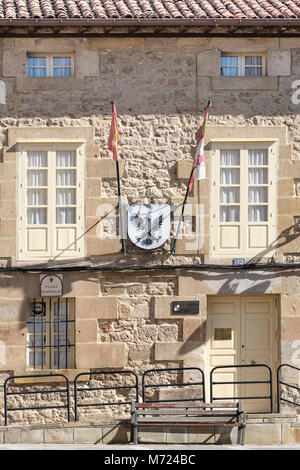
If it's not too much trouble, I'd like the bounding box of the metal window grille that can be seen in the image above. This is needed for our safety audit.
[27,297,75,370]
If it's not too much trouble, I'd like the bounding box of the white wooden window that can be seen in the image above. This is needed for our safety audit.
[221,54,266,77]
[27,298,75,370]
[18,145,85,260]
[27,53,74,77]
[210,141,277,258]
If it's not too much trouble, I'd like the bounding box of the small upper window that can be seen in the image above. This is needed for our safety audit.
[27,54,73,77]
[221,54,265,77]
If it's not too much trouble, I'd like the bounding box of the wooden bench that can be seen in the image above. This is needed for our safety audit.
[131,402,246,445]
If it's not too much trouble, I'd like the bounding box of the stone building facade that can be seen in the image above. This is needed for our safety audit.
[0,1,299,434]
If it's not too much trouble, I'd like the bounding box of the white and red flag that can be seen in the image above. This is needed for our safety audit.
[189,102,210,192]
[108,101,119,161]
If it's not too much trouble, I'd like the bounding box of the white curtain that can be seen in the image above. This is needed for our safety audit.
[220,187,239,204]
[27,151,48,225]
[56,170,76,186]
[248,149,267,166]
[220,206,239,222]
[56,151,76,225]
[53,57,72,77]
[245,56,263,77]
[27,151,47,168]
[220,56,238,76]
[56,208,75,224]
[248,206,267,222]
[248,149,268,222]
[220,149,240,166]
[220,150,240,221]
[56,150,75,167]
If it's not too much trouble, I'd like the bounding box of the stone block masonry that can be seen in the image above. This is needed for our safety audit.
[0,35,299,432]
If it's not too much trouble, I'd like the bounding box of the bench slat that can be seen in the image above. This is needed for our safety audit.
[137,416,238,424]
[136,409,238,416]
[135,402,237,409]
[136,422,242,427]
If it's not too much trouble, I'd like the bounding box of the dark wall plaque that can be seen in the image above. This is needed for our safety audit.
[171,301,199,315]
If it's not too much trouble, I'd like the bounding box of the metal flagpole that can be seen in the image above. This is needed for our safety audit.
[171,100,211,256]
[111,101,127,255]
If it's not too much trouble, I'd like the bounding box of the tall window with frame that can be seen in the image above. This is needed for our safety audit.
[27,298,75,370]
[18,145,84,260]
[210,142,276,258]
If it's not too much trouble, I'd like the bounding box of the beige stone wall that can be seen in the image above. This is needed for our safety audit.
[0,36,299,423]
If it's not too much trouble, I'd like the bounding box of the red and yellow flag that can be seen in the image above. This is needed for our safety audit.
[108,102,119,161]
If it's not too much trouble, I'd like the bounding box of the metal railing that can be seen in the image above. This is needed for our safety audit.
[210,364,274,412]
[142,367,206,403]
[277,364,300,412]
[74,370,139,421]
[2,364,300,425]
[3,373,71,426]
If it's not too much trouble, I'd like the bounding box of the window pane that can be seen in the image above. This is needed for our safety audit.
[54,301,70,317]
[27,68,47,77]
[56,170,76,186]
[53,67,72,77]
[220,206,240,222]
[27,151,47,168]
[56,207,76,224]
[56,151,76,167]
[248,149,268,166]
[220,168,240,185]
[248,168,268,185]
[54,334,71,346]
[27,57,46,67]
[27,208,47,224]
[28,321,46,334]
[27,57,47,77]
[54,321,71,333]
[28,334,46,347]
[220,150,240,166]
[220,187,240,204]
[27,170,47,187]
[27,189,47,206]
[245,56,262,66]
[29,350,45,367]
[248,187,268,203]
[245,56,263,77]
[248,205,268,222]
[54,350,71,367]
[56,188,76,205]
[56,150,76,168]
[53,57,71,67]
[221,56,238,76]
[245,67,262,77]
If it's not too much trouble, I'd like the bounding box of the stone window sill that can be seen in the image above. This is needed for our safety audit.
[212,76,277,90]
[12,369,90,384]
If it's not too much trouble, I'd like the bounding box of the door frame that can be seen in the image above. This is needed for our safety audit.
[205,294,279,410]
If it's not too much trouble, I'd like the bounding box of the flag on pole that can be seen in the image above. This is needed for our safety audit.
[108,102,119,161]
[188,102,210,192]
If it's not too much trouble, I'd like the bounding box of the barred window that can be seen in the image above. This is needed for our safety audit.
[27,298,75,370]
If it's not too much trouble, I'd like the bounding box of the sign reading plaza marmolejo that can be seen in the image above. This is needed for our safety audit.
[40,274,63,297]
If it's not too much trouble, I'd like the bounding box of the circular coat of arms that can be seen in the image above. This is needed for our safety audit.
[128,204,170,250]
